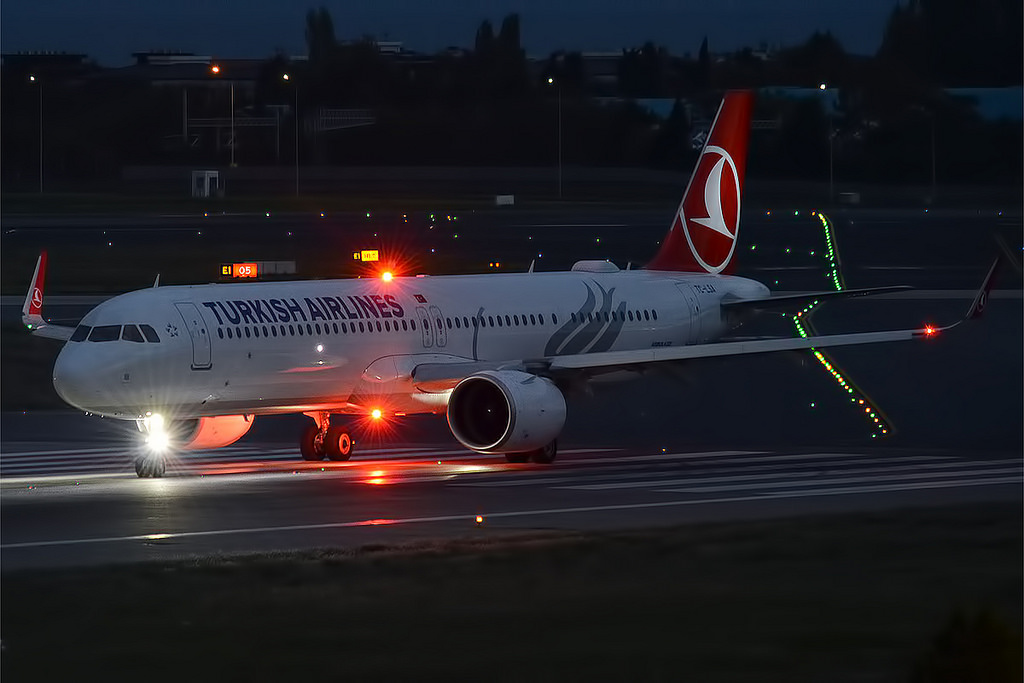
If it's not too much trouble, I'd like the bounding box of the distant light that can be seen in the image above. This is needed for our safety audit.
[265,212,271,217]
[381,271,393,282]
[475,515,484,525]
[282,73,290,81]
[320,212,325,217]
[371,409,383,420]
[211,65,221,74]
[818,82,826,90]
[547,77,554,84]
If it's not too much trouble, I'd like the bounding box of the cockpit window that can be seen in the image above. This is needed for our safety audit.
[140,324,160,343]
[122,324,145,343]
[70,325,91,342]
[88,325,121,342]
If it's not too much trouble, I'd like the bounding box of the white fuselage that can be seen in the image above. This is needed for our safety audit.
[52,266,769,420]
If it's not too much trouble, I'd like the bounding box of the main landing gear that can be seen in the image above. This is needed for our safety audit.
[300,411,354,462]
[504,440,557,464]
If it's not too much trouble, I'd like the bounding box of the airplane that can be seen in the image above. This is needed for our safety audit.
[22,91,999,478]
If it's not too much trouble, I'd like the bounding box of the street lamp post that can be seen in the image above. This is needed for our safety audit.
[548,77,562,199]
[29,75,42,193]
[283,73,299,196]
[819,83,833,202]
[210,64,235,166]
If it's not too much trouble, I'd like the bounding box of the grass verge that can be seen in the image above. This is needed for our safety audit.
[2,503,1020,682]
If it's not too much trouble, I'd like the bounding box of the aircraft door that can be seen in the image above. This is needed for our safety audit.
[415,306,433,348]
[428,305,447,348]
[174,302,212,369]
[674,284,701,344]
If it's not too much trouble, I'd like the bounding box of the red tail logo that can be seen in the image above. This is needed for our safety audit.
[648,91,753,273]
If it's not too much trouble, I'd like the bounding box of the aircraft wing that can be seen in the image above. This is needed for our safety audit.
[721,285,913,313]
[410,256,999,388]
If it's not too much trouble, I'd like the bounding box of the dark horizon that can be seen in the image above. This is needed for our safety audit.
[2,0,899,67]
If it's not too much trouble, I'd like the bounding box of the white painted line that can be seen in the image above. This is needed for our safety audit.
[661,467,1023,494]
[4,476,1019,552]
[558,460,1019,491]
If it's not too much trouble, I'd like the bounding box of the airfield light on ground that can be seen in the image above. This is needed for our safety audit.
[794,211,892,438]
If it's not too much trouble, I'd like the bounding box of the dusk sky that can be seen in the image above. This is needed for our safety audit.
[3,0,899,66]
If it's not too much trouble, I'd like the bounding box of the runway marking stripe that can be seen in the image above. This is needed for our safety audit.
[3,477,1019,552]
[553,459,1019,491]
[659,466,1023,494]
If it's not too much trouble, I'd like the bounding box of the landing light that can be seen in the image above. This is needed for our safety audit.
[371,409,383,420]
[381,271,393,282]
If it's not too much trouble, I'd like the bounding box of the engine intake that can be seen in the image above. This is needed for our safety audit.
[447,371,565,453]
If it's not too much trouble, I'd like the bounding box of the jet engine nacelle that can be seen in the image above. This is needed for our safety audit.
[447,371,566,453]
[174,414,255,450]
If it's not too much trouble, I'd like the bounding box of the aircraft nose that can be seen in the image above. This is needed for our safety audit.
[53,345,100,412]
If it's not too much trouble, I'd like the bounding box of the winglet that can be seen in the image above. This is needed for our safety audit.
[22,251,73,341]
[964,255,1000,321]
[22,251,48,327]
[935,256,1002,333]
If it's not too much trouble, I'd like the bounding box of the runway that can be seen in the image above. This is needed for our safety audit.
[2,437,1019,571]
[1,204,1020,572]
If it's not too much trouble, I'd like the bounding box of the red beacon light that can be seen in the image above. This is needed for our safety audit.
[923,325,938,337]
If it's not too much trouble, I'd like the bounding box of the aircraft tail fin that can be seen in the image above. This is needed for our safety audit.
[647,90,754,274]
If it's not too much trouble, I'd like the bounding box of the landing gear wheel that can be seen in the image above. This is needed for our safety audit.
[530,440,557,464]
[134,456,166,478]
[325,426,354,461]
[300,423,326,461]
[504,452,530,464]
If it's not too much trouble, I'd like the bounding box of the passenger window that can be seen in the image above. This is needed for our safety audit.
[122,325,145,343]
[401,320,408,331]
[376,321,382,332]
[446,317,452,329]
[488,316,494,327]
[271,327,278,337]
[88,325,121,342]
[454,318,461,329]
[227,328,234,339]
[245,327,251,338]
[530,314,536,325]
[628,311,634,321]
[332,323,339,334]
[504,315,511,327]
[539,314,545,324]
[652,310,658,320]
[289,325,295,335]
[552,314,558,324]
[644,310,650,321]
[342,322,348,333]
[70,325,91,342]
[218,328,225,339]
[315,324,322,335]
[359,322,365,333]
[496,316,503,327]
[254,327,260,338]
[306,324,313,335]
[411,320,416,331]
[463,316,469,328]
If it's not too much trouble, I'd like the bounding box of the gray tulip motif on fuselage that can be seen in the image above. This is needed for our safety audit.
[544,281,627,356]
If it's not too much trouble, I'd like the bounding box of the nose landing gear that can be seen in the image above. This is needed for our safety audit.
[134,456,166,478]
[300,411,354,462]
